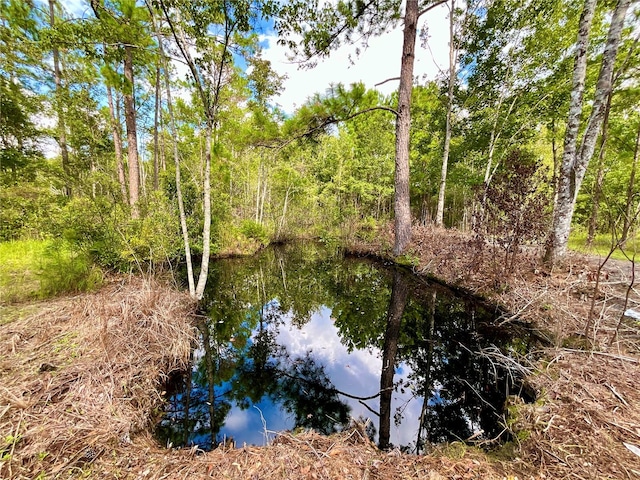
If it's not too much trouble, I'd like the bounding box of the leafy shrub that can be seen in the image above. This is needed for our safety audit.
[121,192,184,269]
[56,197,127,269]
[39,240,103,298]
[239,219,269,245]
[475,149,551,277]
[0,184,64,241]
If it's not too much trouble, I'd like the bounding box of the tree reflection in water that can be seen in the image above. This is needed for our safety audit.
[156,243,539,451]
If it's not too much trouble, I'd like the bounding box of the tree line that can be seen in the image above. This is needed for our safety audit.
[1,0,639,297]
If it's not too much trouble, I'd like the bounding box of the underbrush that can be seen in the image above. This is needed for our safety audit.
[0,238,103,305]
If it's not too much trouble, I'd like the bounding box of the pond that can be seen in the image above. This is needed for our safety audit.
[156,242,539,453]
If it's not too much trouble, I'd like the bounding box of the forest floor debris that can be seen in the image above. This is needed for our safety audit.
[1,227,640,479]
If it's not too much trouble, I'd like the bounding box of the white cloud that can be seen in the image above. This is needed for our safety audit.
[223,408,251,431]
[261,5,450,114]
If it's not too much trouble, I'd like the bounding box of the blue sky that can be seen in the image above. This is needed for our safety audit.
[260,6,451,113]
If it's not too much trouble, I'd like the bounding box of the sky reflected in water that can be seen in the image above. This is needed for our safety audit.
[156,243,538,452]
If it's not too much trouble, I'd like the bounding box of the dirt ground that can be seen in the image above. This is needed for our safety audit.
[1,227,640,479]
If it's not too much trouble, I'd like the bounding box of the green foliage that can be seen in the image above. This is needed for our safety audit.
[277,0,400,61]
[121,192,184,268]
[239,219,269,245]
[1,0,637,279]
[0,238,102,304]
[568,230,639,261]
[54,194,186,272]
[0,182,64,241]
[39,240,103,299]
[0,239,49,303]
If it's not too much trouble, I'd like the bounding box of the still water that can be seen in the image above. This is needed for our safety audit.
[156,243,538,453]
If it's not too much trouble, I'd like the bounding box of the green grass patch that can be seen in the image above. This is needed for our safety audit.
[568,231,639,261]
[0,239,103,305]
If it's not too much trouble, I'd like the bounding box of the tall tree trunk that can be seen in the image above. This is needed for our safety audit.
[278,186,291,239]
[587,90,613,246]
[49,0,71,197]
[435,0,456,227]
[379,270,409,450]
[621,122,640,245]
[153,64,161,191]
[586,42,638,245]
[123,44,140,219]
[393,0,419,255]
[255,162,262,222]
[195,123,213,300]
[151,9,196,297]
[545,0,630,265]
[106,82,128,202]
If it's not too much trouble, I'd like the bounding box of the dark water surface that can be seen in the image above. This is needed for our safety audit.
[156,243,538,453]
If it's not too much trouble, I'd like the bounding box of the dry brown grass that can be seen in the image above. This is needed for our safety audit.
[520,350,640,479]
[0,276,197,479]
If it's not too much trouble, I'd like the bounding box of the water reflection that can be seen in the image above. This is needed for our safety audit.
[156,243,538,452]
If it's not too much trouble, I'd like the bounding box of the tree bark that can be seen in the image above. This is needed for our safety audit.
[545,0,630,265]
[195,123,213,300]
[393,0,419,255]
[106,81,128,202]
[123,44,140,219]
[153,63,161,191]
[435,0,456,228]
[49,0,71,197]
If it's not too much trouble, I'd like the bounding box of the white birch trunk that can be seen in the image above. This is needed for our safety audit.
[545,0,631,264]
[195,124,213,300]
[152,10,196,297]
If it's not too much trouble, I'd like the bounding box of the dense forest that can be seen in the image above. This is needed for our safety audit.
[2,0,639,298]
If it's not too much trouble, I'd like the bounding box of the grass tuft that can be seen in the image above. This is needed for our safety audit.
[0,239,103,305]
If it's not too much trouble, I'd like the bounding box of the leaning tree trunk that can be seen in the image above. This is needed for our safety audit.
[393,0,419,255]
[123,44,140,219]
[435,0,456,228]
[194,122,213,300]
[545,0,630,265]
